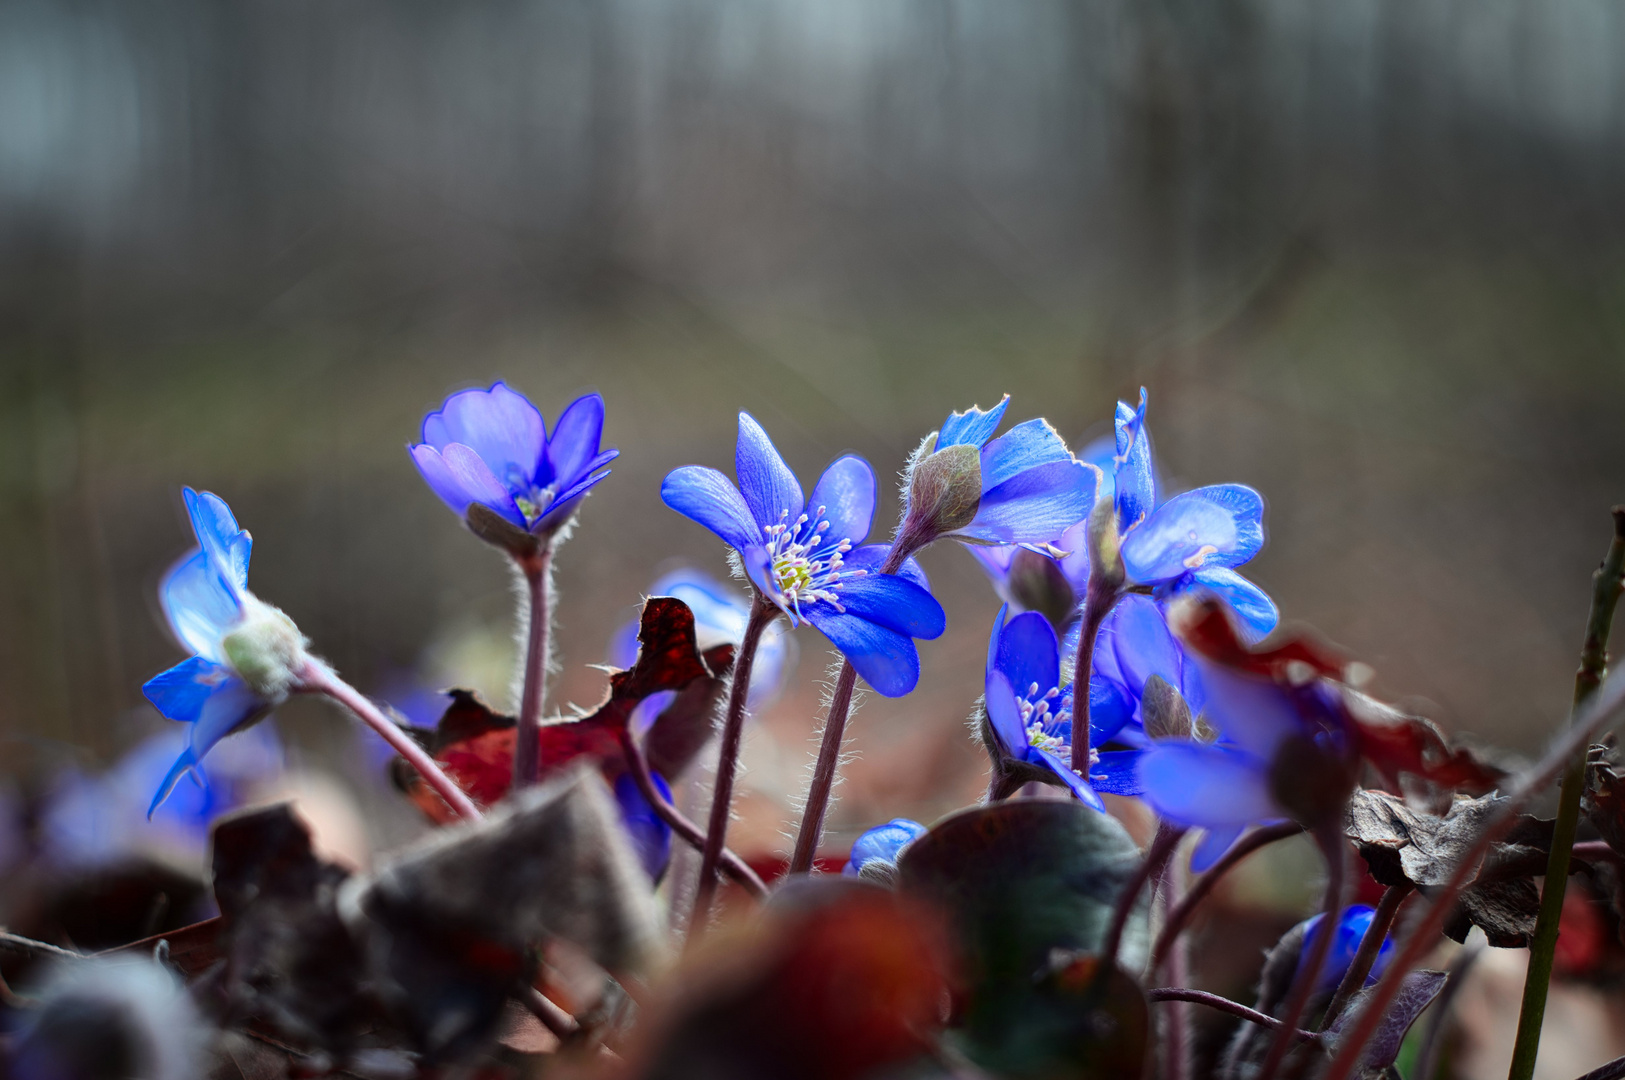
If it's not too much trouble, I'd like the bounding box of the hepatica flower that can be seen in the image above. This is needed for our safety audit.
[661,413,945,697]
[411,383,617,542]
[904,396,1096,552]
[1297,905,1395,994]
[1109,389,1276,636]
[984,606,1143,809]
[142,489,308,816]
[614,771,674,882]
[1136,596,1358,868]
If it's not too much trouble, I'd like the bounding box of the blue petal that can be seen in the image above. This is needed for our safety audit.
[938,395,1010,449]
[1086,671,1137,746]
[828,572,945,640]
[147,671,269,817]
[614,770,673,881]
[543,392,608,488]
[958,459,1096,545]
[144,656,236,723]
[1181,566,1279,639]
[1101,595,1188,702]
[994,610,1061,700]
[532,455,617,534]
[424,382,547,491]
[979,418,1074,490]
[160,550,242,664]
[805,609,920,697]
[1054,519,1092,595]
[1190,824,1244,873]
[843,818,928,875]
[1113,389,1156,533]
[1190,657,1304,761]
[1135,743,1282,828]
[968,544,1018,601]
[1090,749,1144,796]
[661,466,762,552]
[843,545,930,593]
[411,444,481,517]
[183,488,251,590]
[1121,485,1265,585]
[440,443,526,526]
[734,412,805,532]
[807,455,876,548]
[1034,747,1105,811]
[984,668,1029,761]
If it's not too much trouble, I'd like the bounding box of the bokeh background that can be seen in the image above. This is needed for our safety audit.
[1,0,1624,901]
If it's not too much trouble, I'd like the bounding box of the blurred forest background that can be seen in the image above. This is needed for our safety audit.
[1,0,1624,863]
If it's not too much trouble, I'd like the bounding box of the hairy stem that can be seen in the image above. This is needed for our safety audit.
[1256,826,1347,1080]
[1148,988,1321,1044]
[1150,822,1305,974]
[618,729,767,898]
[513,546,555,789]
[687,598,776,935]
[1098,822,1185,977]
[789,543,913,873]
[1323,881,1412,1027]
[1322,661,1625,1080]
[1509,507,1625,1080]
[297,661,482,821]
[1070,580,1123,773]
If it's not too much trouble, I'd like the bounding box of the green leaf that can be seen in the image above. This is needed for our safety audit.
[897,801,1150,1078]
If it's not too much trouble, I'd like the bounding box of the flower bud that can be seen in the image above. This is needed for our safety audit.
[222,595,308,699]
[1140,675,1194,741]
[1085,495,1125,598]
[901,440,982,547]
[1006,548,1078,633]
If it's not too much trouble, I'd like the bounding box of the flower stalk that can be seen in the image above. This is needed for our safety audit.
[1255,825,1346,1080]
[513,545,555,789]
[1323,881,1411,1027]
[296,660,482,822]
[1508,506,1625,1080]
[687,596,778,935]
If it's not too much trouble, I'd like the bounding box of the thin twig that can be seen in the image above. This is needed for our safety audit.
[1322,662,1625,1080]
[1257,826,1347,1080]
[687,598,776,936]
[519,985,580,1040]
[297,662,482,821]
[618,729,767,898]
[1572,1054,1625,1080]
[1510,507,1625,1080]
[1150,822,1305,974]
[513,546,555,788]
[1148,988,1321,1044]
[1323,881,1413,1026]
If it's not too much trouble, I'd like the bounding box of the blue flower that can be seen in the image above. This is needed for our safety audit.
[411,383,618,537]
[661,413,946,698]
[984,606,1144,810]
[142,489,306,818]
[843,818,927,875]
[1110,389,1277,637]
[1297,905,1395,994]
[1135,599,1357,869]
[1083,594,1208,748]
[614,771,674,882]
[931,396,1098,548]
[609,568,795,732]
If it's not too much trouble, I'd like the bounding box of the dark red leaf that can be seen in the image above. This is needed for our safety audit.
[1171,594,1347,681]
[1347,693,1506,795]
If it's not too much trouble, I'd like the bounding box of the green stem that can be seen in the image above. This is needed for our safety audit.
[1508,507,1625,1080]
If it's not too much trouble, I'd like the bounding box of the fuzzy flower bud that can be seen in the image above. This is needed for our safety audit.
[220,594,308,700]
[899,436,983,550]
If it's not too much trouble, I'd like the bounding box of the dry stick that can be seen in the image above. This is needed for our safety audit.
[1150,822,1306,974]
[617,729,768,898]
[297,661,482,821]
[1322,663,1625,1080]
[1256,826,1347,1080]
[788,542,913,873]
[1573,1055,1625,1080]
[513,545,555,789]
[1509,506,1625,1080]
[1323,881,1414,1027]
[1148,988,1321,1044]
[687,598,776,935]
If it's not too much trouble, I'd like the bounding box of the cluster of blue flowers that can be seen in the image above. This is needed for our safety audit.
[137,376,1371,884]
